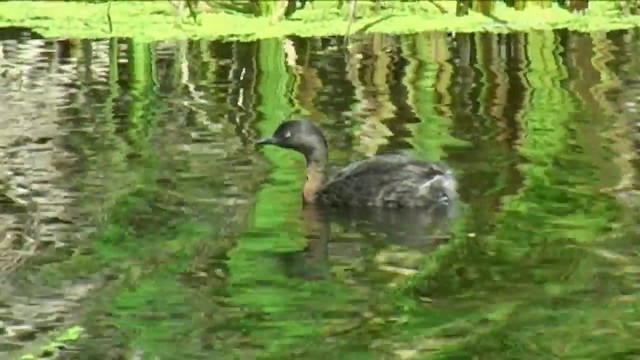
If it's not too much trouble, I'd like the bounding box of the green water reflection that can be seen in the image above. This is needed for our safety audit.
[0,29,639,359]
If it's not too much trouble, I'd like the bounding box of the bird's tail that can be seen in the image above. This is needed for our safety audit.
[419,171,458,203]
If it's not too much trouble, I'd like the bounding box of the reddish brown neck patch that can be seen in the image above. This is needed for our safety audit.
[303,163,325,204]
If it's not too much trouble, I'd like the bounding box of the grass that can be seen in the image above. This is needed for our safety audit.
[0,1,639,41]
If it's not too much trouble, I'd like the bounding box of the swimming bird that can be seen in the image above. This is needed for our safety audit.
[256,119,457,208]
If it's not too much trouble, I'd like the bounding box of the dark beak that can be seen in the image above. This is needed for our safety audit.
[256,137,275,146]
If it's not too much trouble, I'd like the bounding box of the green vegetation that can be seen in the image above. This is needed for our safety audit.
[0,1,640,41]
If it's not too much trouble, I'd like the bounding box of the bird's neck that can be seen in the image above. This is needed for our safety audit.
[303,160,327,205]
[301,141,328,205]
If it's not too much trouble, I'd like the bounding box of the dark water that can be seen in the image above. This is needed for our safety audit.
[1,29,639,359]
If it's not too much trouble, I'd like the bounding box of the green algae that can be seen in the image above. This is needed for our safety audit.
[0,1,640,41]
[16,326,84,360]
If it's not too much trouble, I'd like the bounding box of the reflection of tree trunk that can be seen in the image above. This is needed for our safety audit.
[455,33,474,116]
[477,33,506,128]
[401,32,454,161]
[432,33,454,121]
[345,37,363,97]
[291,39,324,119]
[497,33,525,195]
[55,40,72,63]
[510,32,528,150]
[344,37,366,156]
[351,34,394,157]
[475,32,521,152]
[591,32,636,193]
[446,32,525,219]
[226,42,258,143]
[176,40,211,127]
[563,31,626,190]
[387,36,419,141]
[564,32,597,113]
[81,40,93,83]
[503,33,526,151]
[611,30,640,199]
[70,39,82,59]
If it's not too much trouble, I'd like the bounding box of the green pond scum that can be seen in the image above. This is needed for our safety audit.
[16,326,84,360]
[1,1,640,41]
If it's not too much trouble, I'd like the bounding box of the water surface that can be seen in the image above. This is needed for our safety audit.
[0,29,639,359]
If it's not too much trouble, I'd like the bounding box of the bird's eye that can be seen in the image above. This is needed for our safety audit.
[284,131,291,138]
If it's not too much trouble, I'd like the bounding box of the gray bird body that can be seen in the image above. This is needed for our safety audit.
[317,154,456,208]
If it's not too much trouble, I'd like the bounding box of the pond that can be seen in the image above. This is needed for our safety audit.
[1,28,639,359]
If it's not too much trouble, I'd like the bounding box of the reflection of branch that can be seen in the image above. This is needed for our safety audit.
[347,14,394,47]
[323,315,371,337]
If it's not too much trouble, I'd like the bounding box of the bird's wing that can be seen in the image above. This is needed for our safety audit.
[319,155,449,206]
